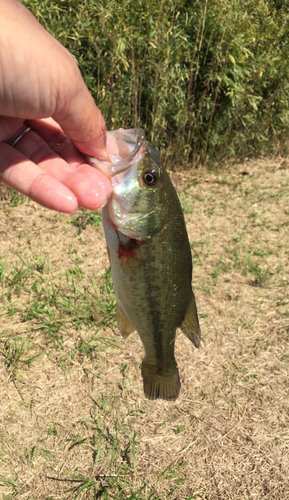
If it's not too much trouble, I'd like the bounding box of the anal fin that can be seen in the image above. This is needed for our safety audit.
[116,303,135,339]
[141,361,181,401]
[181,291,201,348]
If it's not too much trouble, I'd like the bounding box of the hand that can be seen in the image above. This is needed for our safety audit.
[0,0,112,213]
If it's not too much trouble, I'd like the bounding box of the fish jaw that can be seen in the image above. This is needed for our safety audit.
[108,195,164,240]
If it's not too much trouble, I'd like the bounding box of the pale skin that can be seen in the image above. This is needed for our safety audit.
[0,0,118,213]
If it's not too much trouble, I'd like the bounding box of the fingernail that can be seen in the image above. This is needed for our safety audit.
[86,183,109,211]
[96,148,110,162]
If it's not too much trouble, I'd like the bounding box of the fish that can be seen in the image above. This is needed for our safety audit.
[93,129,201,401]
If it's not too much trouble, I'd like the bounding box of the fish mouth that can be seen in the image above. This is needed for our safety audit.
[87,129,146,177]
[108,129,145,176]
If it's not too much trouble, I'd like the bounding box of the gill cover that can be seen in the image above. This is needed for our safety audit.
[108,144,169,240]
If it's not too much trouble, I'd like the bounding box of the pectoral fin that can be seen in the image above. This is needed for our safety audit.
[181,292,201,348]
[116,303,135,338]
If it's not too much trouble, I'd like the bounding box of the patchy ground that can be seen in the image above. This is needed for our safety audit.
[0,157,288,500]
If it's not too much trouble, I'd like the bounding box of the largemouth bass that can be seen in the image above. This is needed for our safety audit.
[92,129,201,401]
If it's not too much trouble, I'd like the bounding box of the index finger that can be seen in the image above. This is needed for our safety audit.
[0,142,78,213]
[26,118,87,166]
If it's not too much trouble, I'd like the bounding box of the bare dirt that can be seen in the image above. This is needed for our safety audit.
[0,157,288,499]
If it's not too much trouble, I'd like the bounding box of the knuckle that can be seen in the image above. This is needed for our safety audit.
[28,143,55,164]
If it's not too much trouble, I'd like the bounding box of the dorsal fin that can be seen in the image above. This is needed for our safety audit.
[180,292,201,348]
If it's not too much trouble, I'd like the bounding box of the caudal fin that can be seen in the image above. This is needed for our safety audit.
[141,361,181,401]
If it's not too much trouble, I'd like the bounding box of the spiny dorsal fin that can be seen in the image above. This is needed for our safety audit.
[141,361,181,401]
[116,303,135,338]
[181,292,201,348]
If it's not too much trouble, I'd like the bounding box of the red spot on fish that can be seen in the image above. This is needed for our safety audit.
[118,240,139,263]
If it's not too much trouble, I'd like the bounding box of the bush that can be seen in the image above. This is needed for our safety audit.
[24,0,289,167]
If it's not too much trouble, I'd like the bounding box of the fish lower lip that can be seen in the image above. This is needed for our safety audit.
[110,209,158,240]
[111,205,155,224]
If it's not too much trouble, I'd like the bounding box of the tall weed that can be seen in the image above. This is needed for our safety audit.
[24,0,289,166]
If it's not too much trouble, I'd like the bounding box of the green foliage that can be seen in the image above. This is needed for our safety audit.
[0,252,117,375]
[70,208,102,234]
[0,185,26,206]
[23,0,289,165]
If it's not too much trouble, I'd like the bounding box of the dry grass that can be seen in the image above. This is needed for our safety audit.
[0,158,288,499]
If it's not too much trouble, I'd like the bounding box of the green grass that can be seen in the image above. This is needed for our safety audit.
[44,392,157,500]
[0,212,159,498]
[0,251,117,379]
[71,209,103,234]
[1,161,288,499]
[229,247,271,285]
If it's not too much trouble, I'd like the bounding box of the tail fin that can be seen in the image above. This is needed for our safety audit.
[141,361,181,401]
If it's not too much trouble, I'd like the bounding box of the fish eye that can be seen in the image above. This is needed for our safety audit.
[143,170,158,186]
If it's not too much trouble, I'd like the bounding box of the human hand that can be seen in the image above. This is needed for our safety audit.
[0,0,112,213]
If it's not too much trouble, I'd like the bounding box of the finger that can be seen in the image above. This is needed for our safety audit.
[0,143,78,213]
[0,116,24,142]
[106,133,120,155]
[25,118,86,166]
[53,79,110,161]
[14,128,111,210]
[27,119,119,160]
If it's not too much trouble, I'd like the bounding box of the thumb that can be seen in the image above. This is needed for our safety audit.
[53,65,109,161]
